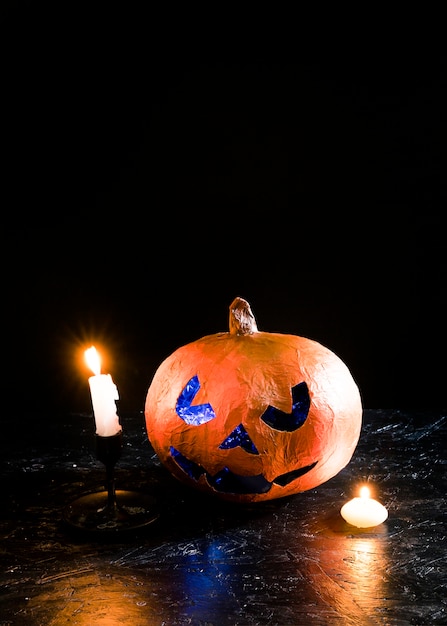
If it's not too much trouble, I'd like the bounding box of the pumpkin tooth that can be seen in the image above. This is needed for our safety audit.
[170,446,206,481]
[207,467,271,495]
[170,447,270,495]
[273,461,318,487]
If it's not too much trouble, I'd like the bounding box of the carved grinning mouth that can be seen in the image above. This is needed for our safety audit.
[170,446,318,495]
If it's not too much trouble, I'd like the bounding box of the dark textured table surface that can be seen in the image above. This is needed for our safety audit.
[1,408,446,625]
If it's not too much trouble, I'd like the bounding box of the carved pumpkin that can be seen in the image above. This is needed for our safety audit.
[145,297,362,503]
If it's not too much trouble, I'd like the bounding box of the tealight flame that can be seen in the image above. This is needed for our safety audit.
[360,486,370,499]
[85,346,101,376]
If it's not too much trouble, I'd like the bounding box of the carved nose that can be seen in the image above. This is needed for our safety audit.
[219,424,259,455]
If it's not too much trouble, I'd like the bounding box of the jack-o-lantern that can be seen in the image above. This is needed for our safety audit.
[145,297,362,503]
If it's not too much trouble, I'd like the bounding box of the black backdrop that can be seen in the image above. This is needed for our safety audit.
[2,9,445,417]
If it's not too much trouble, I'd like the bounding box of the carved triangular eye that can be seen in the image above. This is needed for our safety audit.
[261,382,310,431]
[176,375,216,425]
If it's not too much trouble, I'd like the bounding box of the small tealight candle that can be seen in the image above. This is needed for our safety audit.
[85,346,121,437]
[340,486,388,528]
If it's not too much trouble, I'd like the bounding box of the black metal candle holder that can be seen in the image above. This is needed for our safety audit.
[63,430,159,535]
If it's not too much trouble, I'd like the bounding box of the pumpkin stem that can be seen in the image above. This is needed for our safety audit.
[229,297,259,335]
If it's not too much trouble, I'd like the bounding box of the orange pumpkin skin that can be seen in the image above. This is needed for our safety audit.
[145,298,362,503]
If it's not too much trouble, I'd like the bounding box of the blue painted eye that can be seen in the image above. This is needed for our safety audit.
[261,381,310,431]
[176,375,216,425]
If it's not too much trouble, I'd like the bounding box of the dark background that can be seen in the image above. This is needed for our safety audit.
[1,7,445,418]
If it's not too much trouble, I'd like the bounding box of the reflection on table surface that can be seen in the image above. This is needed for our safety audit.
[1,408,446,625]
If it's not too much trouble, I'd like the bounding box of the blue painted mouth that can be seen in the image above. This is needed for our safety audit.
[170,446,318,495]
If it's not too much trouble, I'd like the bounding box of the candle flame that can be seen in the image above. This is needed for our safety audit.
[85,346,101,376]
[360,486,370,499]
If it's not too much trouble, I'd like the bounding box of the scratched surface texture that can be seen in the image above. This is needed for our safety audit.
[0,408,446,625]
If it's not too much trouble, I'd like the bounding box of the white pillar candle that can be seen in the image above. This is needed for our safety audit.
[340,486,388,528]
[85,346,121,437]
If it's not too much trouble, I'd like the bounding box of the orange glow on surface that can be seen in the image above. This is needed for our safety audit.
[85,346,101,376]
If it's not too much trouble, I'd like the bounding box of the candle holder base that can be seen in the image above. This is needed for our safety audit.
[63,489,160,535]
